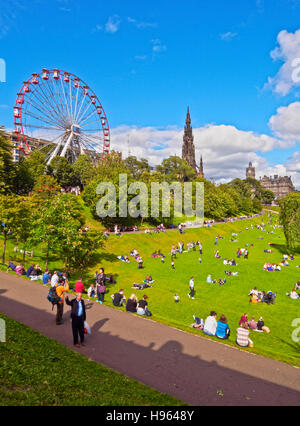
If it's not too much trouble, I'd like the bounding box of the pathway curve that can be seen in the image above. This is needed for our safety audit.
[0,271,299,406]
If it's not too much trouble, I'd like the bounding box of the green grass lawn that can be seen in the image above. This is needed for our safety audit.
[1,212,300,368]
[0,313,185,406]
[89,213,300,367]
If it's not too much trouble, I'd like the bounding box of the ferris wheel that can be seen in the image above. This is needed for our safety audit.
[13,68,110,164]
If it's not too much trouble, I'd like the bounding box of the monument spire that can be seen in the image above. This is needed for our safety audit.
[182,107,197,172]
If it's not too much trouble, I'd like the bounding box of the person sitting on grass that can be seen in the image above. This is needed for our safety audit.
[248,317,257,330]
[126,294,138,313]
[236,322,253,348]
[87,283,97,298]
[42,269,51,286]
[215,315,230,340]
[144,275,154,284]
[111,289,126,307]
[286,289,299,300]
[203,311,217,336]
[29,264,43,281]
[256,316,270,333]
[218,278,226,286]
[137,295,151,316]
[15,263,26,275]
[239,313,248,326]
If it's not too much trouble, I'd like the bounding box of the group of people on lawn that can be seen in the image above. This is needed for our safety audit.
[191,311,270,348]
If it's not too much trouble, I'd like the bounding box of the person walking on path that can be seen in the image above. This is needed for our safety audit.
[65,293,86,347]
[55,278,69,325]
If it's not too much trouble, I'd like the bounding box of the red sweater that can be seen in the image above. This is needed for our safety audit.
[75,281,85,293]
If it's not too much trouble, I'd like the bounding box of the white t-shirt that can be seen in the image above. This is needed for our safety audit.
[204,316,217,335]
[51,274,59,287]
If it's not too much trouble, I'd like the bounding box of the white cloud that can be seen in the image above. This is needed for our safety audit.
[266,29,300,95]
[105,15,121,34]
[151,39,167,53]
[220,32,238,41]
[127,17,156,29]
[269,101,300,141]
[110,124,300,188]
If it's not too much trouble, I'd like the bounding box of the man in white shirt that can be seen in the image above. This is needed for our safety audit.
[51,271,59,287]
[188,277,195,299]
[203,311,217,336]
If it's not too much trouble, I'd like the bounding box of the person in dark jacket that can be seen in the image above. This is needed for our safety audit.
[65,293,86,347]
[126,294,138,313]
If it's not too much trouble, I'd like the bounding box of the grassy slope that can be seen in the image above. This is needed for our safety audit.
[0,313,185,406]
[88,214,300,367]
[1,213,299,367]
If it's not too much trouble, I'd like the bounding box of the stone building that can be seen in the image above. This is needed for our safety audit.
[245,162,295,199]
[259,175,295,200]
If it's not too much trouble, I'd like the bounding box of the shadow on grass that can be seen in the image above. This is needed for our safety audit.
[270,244,300,256]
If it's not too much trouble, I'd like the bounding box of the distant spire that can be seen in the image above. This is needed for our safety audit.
[198,155,204,178]
[186,106,191,127]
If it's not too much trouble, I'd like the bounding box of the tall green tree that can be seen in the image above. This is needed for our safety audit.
[280,193,300,250]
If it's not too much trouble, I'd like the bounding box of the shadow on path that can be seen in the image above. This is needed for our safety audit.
[0,292,300,406]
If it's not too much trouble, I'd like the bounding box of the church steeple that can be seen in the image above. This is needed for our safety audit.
[198,155,204,178]
[182,107,197,172]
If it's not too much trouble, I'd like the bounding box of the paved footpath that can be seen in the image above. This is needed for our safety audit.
[0,271,300,406]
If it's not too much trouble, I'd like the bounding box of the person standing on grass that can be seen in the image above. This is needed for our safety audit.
[55,278,69,325]
[171,259,175,269]
[75,277,86,294]
[188,277,195,299]
[65,293,86,348]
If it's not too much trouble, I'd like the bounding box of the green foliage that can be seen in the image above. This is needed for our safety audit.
[124,156,151,179]
[280,192,300,250]
[156,156,196,182]
[47,157,75,187]
[0,128,15,194]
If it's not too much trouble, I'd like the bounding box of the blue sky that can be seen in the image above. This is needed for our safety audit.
[0,0,299,186]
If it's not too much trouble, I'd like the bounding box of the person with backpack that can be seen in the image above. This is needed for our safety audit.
[55,278,69,325]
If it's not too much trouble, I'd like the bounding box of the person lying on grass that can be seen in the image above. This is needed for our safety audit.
[118,255,130,263]
[225,271,238,276]
[132,283,153,290]
[190,315,204,329]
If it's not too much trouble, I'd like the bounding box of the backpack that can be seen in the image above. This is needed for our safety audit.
[47,287,61,310]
